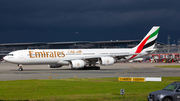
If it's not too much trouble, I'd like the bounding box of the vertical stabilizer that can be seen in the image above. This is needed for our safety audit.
[133,26,160,53]
[129,26,160,60]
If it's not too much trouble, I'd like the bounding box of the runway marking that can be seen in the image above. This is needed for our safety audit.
[128,65,139,70]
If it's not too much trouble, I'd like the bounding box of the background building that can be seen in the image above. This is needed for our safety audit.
[0,40,179,60]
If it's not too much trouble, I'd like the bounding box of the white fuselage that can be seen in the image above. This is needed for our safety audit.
[4,48,141,65]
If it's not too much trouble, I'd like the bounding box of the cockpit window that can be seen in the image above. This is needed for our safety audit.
[7,54,13,56]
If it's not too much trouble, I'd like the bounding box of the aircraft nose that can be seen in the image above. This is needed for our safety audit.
[3,56,7,61]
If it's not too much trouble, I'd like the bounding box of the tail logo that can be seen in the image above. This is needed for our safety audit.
[129,27,159,60]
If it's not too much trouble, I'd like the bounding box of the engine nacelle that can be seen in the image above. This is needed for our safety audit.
[48,64,62,68]
[99,57,115,65]
[69,60,86,69]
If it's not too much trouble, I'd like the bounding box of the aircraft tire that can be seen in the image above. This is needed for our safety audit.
[81,66,100,70]
[96,67,100,70]
[19,67,23,71]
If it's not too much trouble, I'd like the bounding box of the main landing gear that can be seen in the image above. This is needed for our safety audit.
[79,66,100,70]
[18,64,23,71]
[79,62,100,70]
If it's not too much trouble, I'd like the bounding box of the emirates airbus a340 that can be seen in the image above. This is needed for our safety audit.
[3,26,160,71]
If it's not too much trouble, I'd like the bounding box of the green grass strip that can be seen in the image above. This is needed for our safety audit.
[156,65,180,68]
[0,77,180,101]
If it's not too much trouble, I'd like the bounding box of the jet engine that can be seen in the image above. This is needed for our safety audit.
[48,64,63,68]
[69,60,86,69]
[99,57,116,65]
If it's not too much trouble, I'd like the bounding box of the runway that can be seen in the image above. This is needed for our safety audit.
[0,62,180,81]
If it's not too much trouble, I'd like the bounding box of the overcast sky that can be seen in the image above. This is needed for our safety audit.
[0,0,180,44]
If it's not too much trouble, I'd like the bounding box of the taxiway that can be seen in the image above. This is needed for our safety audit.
[0,62,180,81]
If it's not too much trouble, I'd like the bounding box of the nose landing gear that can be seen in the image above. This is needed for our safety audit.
[18,64,23,71]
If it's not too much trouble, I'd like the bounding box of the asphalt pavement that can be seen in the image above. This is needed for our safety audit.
[0,62,180,81]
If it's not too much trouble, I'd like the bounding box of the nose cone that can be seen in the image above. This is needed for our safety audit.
[3,56,7,61]
[3,56,8,62]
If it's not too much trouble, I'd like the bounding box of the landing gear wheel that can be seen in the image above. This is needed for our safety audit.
[91,67,95,70]
[96,67,100,70]
[19,67,23,71]
[81,66,100,70]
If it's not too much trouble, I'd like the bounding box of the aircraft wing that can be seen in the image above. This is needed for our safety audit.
[61,53,142,61]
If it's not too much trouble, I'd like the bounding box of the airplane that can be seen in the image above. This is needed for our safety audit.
[3,26,160,71]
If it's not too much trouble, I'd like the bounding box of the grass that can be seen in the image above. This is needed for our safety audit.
[0,77,180,101]
[156,65,180,68]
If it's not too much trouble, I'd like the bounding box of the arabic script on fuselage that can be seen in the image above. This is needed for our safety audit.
[66,50,82,55]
